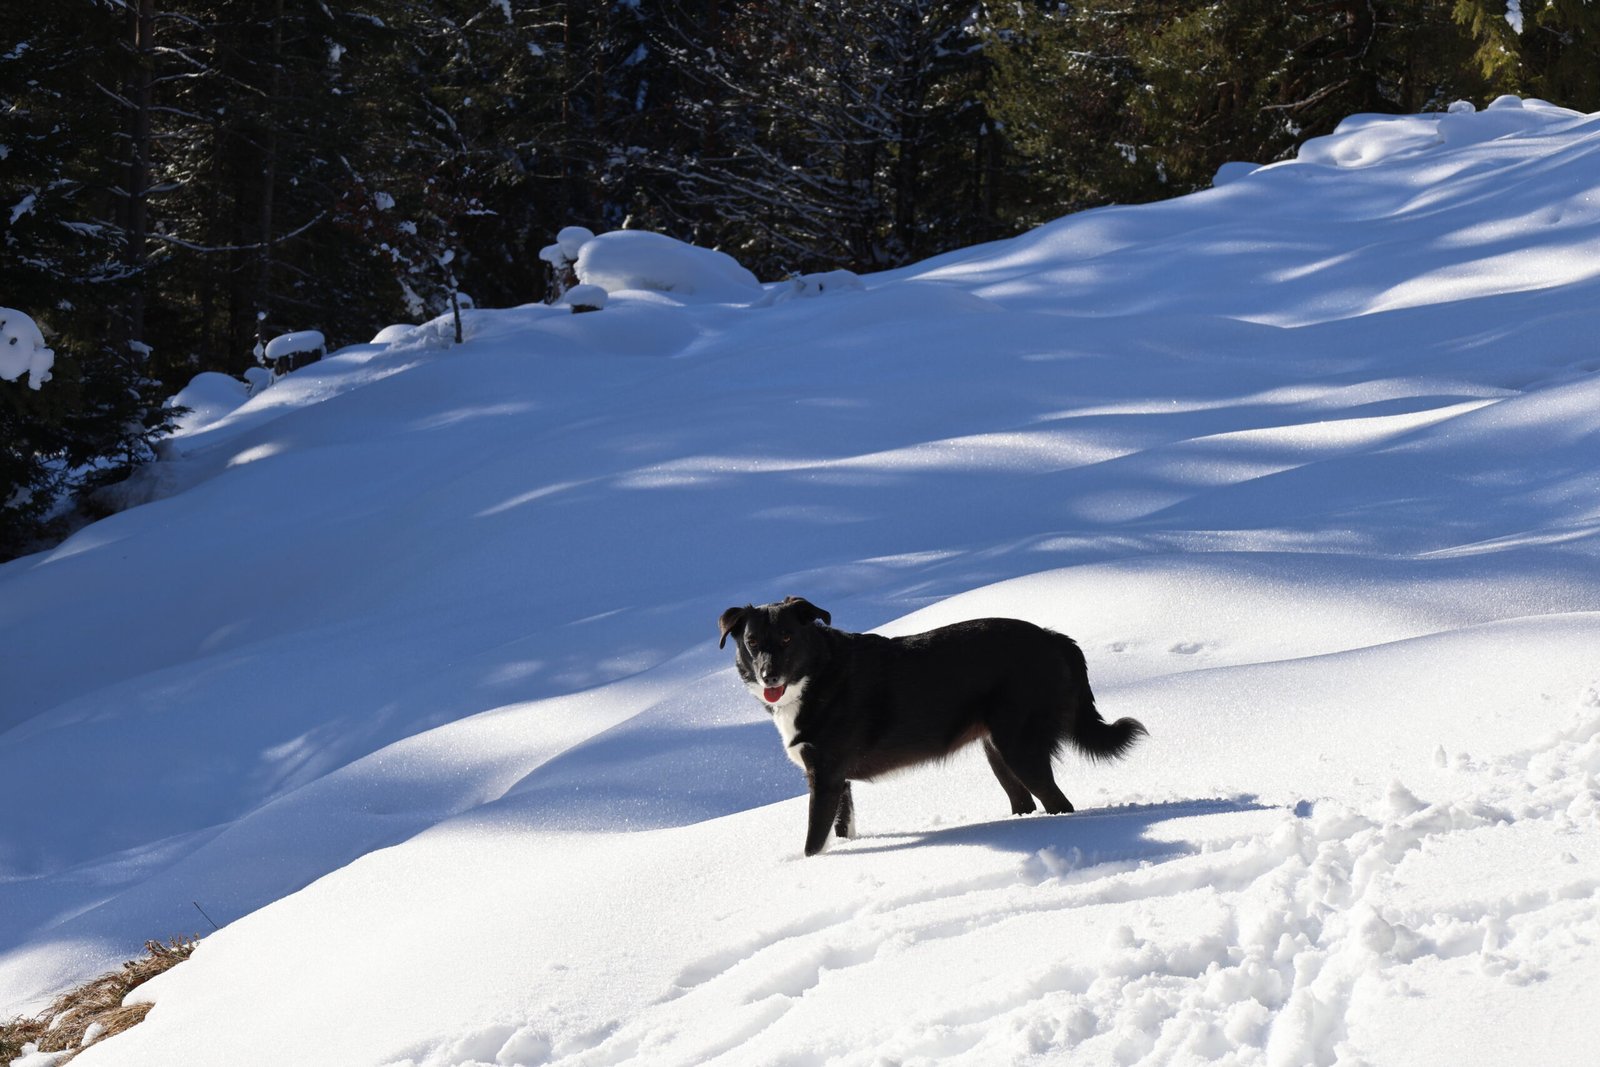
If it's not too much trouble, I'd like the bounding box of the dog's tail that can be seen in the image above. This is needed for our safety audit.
[1055,634,1146,761]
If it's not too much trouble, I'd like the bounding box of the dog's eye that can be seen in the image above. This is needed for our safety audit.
[780,633,792,645]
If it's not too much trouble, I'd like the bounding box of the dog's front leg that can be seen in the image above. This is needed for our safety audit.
[797,743,847,856]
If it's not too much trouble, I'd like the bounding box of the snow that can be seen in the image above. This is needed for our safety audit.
[371,323,418,344]
[573,228,761,301]
[9,193,36,225]
[751,268,866,306]
[167,371,249,435]
[555,226,594,261]
[261,330,324,361]
[0,307,54,390]
[3,99,1600,1067]
[560,284,608,311]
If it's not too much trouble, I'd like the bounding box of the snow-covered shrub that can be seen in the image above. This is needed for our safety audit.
[573,230,760,302]
[260,330,325,377]
[0,307,55,390]
[539,226,594,299]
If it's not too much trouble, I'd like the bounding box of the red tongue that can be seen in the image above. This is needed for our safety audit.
[762,685,787,703]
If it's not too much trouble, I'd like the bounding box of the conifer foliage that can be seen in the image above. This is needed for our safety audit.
[2,0,1595,558]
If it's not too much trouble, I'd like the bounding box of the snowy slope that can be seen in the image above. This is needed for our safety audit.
[3,95,1599,1066]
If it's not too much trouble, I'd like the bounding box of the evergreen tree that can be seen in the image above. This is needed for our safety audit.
[1,0,180,557]
[1455,0,1600,109]
[647,0,997,276]
[981,1,1165,228]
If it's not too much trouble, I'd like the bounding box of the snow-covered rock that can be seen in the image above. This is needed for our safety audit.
[560,283,608,311]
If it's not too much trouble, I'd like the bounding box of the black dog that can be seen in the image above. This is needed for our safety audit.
[719,597,1146,855]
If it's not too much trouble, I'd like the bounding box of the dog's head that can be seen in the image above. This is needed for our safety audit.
[718,596,831,705]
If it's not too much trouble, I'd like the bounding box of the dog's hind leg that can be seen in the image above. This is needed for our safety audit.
[983,739,1038,815]
[989,729,1075,815]
[834,781,856,840]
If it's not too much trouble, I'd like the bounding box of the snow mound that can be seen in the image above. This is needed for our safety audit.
[753,269,866,306]
[574,229,761,302]
[167,372,248,435]
[0,307,55,390]
[1211,161,1260,187]
[559,284,608,311]
[371,323,418,344]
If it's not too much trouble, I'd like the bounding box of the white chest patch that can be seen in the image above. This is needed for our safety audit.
[748,677,809,769]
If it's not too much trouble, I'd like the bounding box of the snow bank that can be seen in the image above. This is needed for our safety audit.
[574,229,761,302]
[7,98,1600,1067]
[0,307,54,390]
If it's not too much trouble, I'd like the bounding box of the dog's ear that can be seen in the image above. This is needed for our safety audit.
[781,596,831,627]
[718,606,750,649]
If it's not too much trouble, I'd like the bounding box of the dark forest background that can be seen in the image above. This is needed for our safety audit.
[3,0,1598,556]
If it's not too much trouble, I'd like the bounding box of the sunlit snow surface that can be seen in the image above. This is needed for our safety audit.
[4,98,1600,1066]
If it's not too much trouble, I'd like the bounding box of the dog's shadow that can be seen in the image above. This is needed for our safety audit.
[838,795,1277,868]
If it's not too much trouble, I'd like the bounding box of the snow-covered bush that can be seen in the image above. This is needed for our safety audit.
[539,226,595,300]
[259,330,325,377]
[542,227,765,306]
[573,229,760,302]
[0,307,55,390]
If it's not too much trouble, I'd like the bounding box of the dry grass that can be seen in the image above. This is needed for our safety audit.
[0,938,198,1064]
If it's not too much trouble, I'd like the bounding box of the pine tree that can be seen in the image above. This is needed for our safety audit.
[644,0,996,277]
[1,0,179,557]
[1455,0,1600,109]
[981,1,1166,228]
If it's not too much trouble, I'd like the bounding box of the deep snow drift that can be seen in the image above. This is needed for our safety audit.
[3,96,1599,1066]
